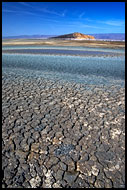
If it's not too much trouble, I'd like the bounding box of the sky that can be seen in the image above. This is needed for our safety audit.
[2,2,125,36]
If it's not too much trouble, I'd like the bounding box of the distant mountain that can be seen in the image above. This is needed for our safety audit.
[2,35,57,39]
[2,33,125,41]
[50,32,95,40]
[89,33,125,41]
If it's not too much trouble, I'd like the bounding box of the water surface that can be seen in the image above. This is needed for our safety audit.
[2,47,125,87]
[2,45,124,57]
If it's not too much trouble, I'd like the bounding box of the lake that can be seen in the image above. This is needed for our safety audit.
[2,45,125,87]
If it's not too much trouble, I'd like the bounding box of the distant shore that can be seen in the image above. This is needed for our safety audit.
[2,39,125,49]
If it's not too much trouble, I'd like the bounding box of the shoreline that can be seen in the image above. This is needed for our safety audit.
[2,39,125,49]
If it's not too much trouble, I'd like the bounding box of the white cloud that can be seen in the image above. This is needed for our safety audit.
[100,20,125,26]
[56,21,107,30]
[83,18,125,27]
[2,8,60,23]
[18,2,32,7]
[18,2,66,17]
[79,11,85,18]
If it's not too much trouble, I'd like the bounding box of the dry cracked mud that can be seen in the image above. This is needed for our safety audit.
[2,73,125,188]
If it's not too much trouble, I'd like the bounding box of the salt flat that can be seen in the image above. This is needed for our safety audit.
[2,38,125,49]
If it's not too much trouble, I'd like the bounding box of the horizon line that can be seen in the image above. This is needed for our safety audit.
[2,32,125,38]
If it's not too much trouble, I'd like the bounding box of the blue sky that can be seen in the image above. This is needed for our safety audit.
[2,2,125,36]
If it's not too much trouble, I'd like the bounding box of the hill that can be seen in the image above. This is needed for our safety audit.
[50,32,95,40]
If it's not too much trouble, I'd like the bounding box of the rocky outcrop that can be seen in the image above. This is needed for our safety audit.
[52,32,95,40]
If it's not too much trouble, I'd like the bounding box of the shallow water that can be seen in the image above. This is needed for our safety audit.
[2,46,125,87]
[2,45,125,53]
[2,45,125,56]
[3,48,120,56]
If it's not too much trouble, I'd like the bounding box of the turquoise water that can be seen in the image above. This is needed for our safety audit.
[2,46,125,87]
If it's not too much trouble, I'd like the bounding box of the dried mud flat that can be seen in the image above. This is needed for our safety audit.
[2,72,125,188]
[2,39,125,49]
